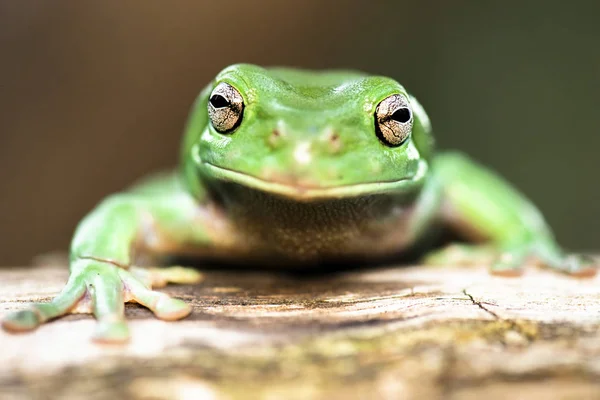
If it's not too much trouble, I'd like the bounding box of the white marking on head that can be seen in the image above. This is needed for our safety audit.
[294,142,312,165]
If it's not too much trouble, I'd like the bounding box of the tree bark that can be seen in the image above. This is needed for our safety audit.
[1,264,599,400]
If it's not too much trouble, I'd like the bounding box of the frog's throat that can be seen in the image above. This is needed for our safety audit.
[201,160,428,201]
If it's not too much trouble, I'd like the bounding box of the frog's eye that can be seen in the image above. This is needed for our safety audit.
[374,94,413,147]
[208,82,244,133]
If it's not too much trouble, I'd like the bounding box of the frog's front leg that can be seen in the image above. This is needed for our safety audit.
[424,152,597,277]
[2,183,215,343]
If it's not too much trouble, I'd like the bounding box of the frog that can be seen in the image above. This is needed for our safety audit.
[3,64,596,343]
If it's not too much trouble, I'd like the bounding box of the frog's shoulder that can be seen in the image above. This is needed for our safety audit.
[127,172,190,197]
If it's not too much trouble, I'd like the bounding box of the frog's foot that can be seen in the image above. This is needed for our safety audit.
[492,252,598,278]
[423,243,498,267]
[1,260,195,343]
[489,246,531,277]
[491,241,598,278]
[130,265,203,289]
[535,251,598,278]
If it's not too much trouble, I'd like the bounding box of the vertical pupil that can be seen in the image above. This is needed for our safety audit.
[210,94,230,108]
[391,108,411,123]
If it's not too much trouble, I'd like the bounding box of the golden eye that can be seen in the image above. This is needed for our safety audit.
[208,82,244,133]
[374,94,413,146]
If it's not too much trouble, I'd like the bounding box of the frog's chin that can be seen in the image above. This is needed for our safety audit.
[201,160,428,201]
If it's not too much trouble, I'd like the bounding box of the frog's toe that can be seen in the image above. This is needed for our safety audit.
[85,269,131,343]
[546,254,598,278]
[130,265,203,289]
[2,274,86,332]
[93,319,130,344]
[120,269,192,321]
[490,261,525,277]
[159,266,203,285]
[153,296,192,321]
[423,243,497,266]
[2,310,42,332]
[490,251,527,277]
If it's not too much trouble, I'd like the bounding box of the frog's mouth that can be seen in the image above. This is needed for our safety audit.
[202,161,428,201]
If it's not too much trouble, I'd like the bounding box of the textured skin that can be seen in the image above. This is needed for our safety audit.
[2,64,596,343]
[204,184,424,264]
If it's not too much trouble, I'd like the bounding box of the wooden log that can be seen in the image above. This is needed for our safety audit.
[1,264,599,400]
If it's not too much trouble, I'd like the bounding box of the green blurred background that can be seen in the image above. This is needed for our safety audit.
[1,1,599,265]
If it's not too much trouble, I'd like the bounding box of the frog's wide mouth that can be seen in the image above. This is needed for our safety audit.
[201,161,428,200]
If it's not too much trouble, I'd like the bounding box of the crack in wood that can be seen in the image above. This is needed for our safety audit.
[463,289,501,319]
[1,265,599,399]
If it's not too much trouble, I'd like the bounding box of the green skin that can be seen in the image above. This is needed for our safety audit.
[3,64,596,343]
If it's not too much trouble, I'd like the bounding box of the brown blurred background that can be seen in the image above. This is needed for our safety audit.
[1,1,599,265]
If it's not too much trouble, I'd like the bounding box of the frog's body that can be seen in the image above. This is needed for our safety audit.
[144,179,420,265]
[3,64,596,343]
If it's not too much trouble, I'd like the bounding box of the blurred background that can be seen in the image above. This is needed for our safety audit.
[1,1,599,265]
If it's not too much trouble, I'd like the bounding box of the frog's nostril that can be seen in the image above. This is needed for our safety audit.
[326,131,342,153]
[268,129,283,148]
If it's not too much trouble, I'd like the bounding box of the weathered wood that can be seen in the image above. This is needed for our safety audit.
[1,264,599,400]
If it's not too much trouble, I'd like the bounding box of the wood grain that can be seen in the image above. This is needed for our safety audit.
[1,264,599,399]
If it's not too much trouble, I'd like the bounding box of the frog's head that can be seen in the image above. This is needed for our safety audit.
[182,64,433,201]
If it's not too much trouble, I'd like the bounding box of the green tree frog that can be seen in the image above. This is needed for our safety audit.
[3,64,596,343]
